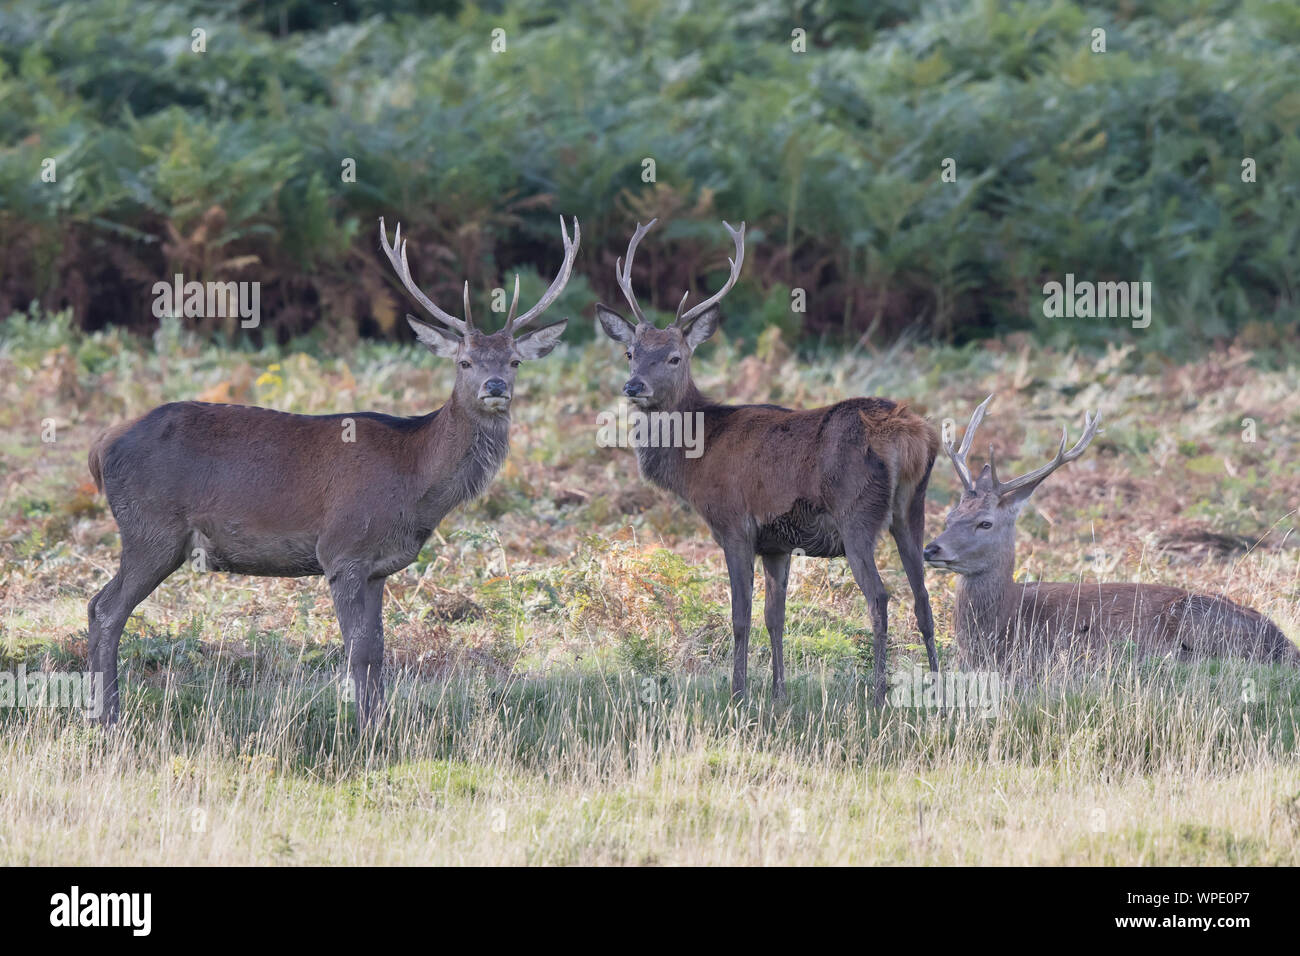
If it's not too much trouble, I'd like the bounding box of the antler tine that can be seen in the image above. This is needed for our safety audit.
[462,281,474,331]
[674,290,690,321]
[944,394,994,494]
[378,217,468,336]
[504,274,521,327]
[509,216,582,334]
[676,220,746,327]
[993,409,1102,496]
[614,218,658,326]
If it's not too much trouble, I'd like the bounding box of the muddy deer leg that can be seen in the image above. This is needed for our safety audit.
[761,553,791,701]
[87,543,185,725]
[329,565,386,730]
[722,541,756,700]
[891,524,937,673]
[844,539,890,708]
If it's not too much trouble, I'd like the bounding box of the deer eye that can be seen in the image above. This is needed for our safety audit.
[459,361,471,370]
[510,360,520,368]
[625,350,633,361]
[977,520,993,530]
[668,356,681,365]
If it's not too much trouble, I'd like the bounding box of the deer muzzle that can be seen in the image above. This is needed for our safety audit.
[623,379,652,405]
[479,378,511,411]
[923,540,951,569]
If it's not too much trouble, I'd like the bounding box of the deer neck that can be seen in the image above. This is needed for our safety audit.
[954,546,1018,659]
[421,392,510,507]
[633,382,708,498]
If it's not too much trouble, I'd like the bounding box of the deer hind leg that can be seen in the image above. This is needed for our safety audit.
[837,503,892,707]
[761,552,791,701]
[837,450,894,707]
[844,539,890,708]
[890,474,938,673]
[328,565,386,730]
[88,539,186,725]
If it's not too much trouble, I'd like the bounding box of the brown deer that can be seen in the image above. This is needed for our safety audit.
[924,396,1298,669]
[86,215,580,728]
[595,219,941,705]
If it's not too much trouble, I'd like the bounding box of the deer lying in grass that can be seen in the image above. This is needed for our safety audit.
[923,396,1298,668]
[86,216,579,728]
[596,219,941,706]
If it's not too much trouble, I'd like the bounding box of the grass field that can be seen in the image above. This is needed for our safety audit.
[1,310,1298,864]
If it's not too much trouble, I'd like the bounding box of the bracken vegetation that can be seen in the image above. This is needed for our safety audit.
[2,0,1299,349]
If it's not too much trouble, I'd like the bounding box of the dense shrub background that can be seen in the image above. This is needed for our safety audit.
[0,0,1297,350]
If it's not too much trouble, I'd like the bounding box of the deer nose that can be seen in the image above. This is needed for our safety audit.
[483,378,508,397]
[623,379,647,397]
[923,542,941,561]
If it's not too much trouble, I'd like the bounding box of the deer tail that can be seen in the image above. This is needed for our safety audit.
[860,401,940,489]
[88,440,106,493]
[88,420,135,494]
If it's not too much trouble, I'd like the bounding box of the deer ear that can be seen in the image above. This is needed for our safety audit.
[407,315,460,358]
[682,305,720,351]
[997,481,1040,512]
[596,303,637,345]
[514,318,567,360]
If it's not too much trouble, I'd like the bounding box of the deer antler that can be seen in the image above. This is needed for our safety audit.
[990,409,1102,497]
[614,219,658,326]
[674,221,746,328]
[945,395,994,494]
[502,274,521,329]
[379,217,470,335]
[507,216,581,335]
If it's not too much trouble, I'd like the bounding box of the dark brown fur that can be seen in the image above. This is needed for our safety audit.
[87,278,570,728]
[597,310,942,705]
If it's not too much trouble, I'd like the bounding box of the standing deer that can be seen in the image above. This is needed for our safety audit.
[86,216,579,728]
[595,219,941,705]
[924,396,1298,668]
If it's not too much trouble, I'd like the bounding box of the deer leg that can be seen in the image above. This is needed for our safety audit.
[721,541,756,700]
[87,541,185,725]
[328,565,386,730]
[354,576,386,729]
[891,523,938,673]
[761,553,791,701]
[844,538,890,708]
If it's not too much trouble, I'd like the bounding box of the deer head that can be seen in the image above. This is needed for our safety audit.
[594,219,745,410]
[379,215,579,416]
[924,395,1102,574]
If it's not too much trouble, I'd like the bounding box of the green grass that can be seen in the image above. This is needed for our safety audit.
[1,657,1298,864]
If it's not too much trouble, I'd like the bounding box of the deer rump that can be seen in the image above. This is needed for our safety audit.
[684,398,938,557]
[89,401,454,579]
[1001,581,1298,666]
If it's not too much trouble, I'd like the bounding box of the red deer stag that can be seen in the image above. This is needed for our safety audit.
[87,216,579,728]
[595,219,941,706]
[924,396,1298,668]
